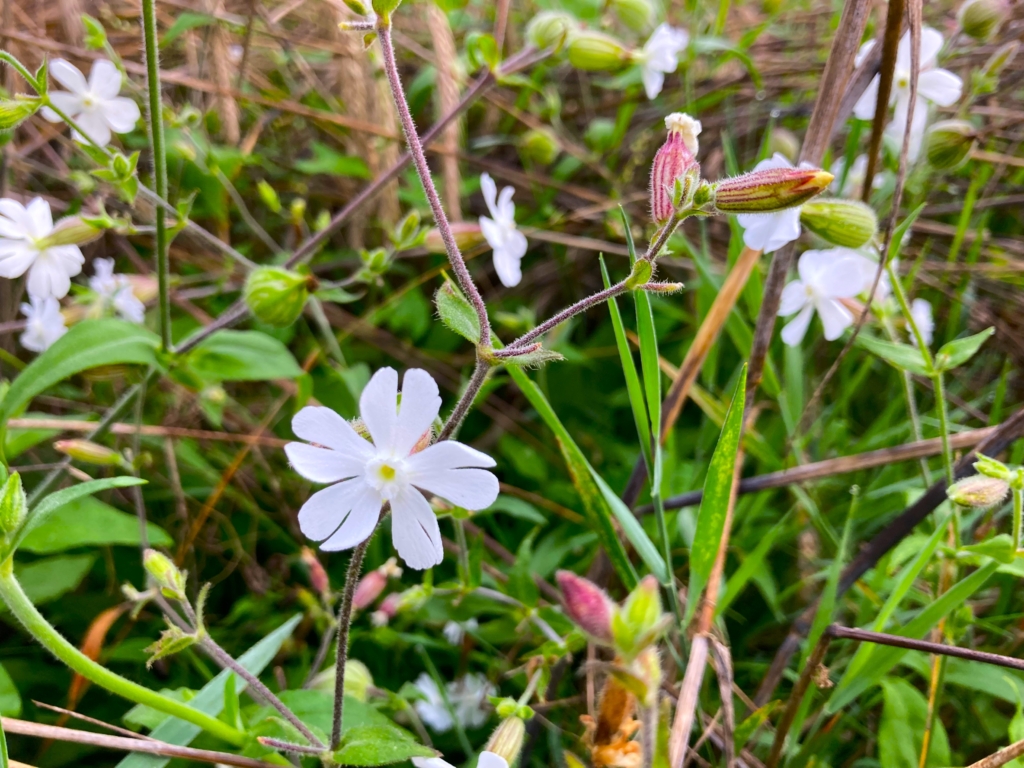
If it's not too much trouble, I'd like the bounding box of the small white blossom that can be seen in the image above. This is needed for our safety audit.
[910,298,934,346]
[443,618,479,646]
[736,153,809,253]
[413,673,495,732]
[90,258,145,322]
[286,367,499,570]
[848,251,891,302]
[19,295,66,352]
[778,249,868,346]
[0,197,84,299]
[637,24,689,100]
[414,754,507,768]
[479,173,528,288]
[41,59,141,147]
[829,154,888,199]
[853,29,963,160]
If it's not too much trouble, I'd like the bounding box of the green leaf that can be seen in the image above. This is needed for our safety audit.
[934,326,994,372]
[481,495,546,525]
[332,725,436,766]
[160,12,216,46]
[589,467,668,583]
[855,334,932,376]
[717,512,790,618]
[0,320,161,434]
[959,533,1015,564]
[878,677,950,768]
[19,495,171,554]
[0,711,6,768]
[116,614,302,768]
[185,330,303,382]
[505,364,638,588]
[295,142,370,179]
[13,554,94,606]
[434,279,480,344]
[4,476,146,561]
[500,347,564,368]
[0,662,22,717]
[689,366,747,599]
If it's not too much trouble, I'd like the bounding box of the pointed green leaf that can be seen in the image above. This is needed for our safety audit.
[332,725,436,766]
[934,327,994,372]
[434,279,481,344]
[854,334,933,376]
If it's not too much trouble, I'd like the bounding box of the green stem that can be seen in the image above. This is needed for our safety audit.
[1013,487,1022,552]
[0,563,244,746]
[141,0,171,351]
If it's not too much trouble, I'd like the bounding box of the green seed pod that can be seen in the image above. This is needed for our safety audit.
[526,11,576,52]
[0,472,27,535]
[947,475,1010,508]
[924,120,977,169]
[567,31,629,71]
[982,41,1019,81]
[244,266,310,328]
[711,167,833,213]
[957,0,1008,41]
[143,548,187,600]
[53,439,123,466]
[611,0,656,32]
[0,96,42,131]
[485,717,526,766]
[799,199,878,248]
[518,127,561,166]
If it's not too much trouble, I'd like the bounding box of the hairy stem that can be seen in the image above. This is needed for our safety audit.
[438,361,490,441]
[502,280,629,352]
[1014,487,1023,551]
[331,536,372,750]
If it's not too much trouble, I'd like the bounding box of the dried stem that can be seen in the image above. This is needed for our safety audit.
[668,634,709,768]
[764,634,832,768]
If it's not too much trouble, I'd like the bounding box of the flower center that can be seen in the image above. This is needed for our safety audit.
[366,455,407,500]
[81,93,98,110]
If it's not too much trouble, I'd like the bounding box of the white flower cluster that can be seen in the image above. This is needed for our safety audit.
[413,672,495,733]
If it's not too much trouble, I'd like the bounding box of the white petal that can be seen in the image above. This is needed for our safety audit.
[778,280,809,317]
[412,759,455,768]
[26,198,53,237]
[298,478,379,544]
[917,69,962,107]
[0,243,36,278]
[102,97,141,133]
[752,153,794,173]
[291,406,373,459]
[27,256,72,299]
[394,368,442,457]
[360,367,399,454]
[781,304,814,347]
[643,65,665,100]
[895,30,913,72]
[493,244,523,288]
[477,753,510,768]
[113,289,146,323]
[911,298,934,346]
[74,110,112,147]
[88,59,123,99]
[814,254,870,299]
[411,467,499,511]
[919,27,945,71]
[853,75,880,120]
[391,486,443,570]
[286,442,365,483]
[319,482,382,551]
[854,39,876,68]
[407,440,497,472]
[496,185,516,222]
[49,59,88,95]
[479,215,504,252]
[42,91,84,123]
[741,209,801,253]
[480,173,498,219]
[817,299,854,340]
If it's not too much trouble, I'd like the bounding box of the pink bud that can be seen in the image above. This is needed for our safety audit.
[650,113,702,224]
[300,547,330,595]
[711,167,833,213]
[353,570,387,610]
[371,592,402,627]
[556,570,616,643]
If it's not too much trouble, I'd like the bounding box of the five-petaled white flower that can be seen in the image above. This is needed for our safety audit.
[0,197,84,299]
[737,153,812,253]
[778,249,867,346]
[479,173,528,288]
[413,672,494,732]
[853,29,962,160]
[910,298,934,346]
[42,59,141,147]
[637,23,689,100]
[90,258,145,323]
[19,295,66,353]
[286,367,499,570]
[414,755,507,768]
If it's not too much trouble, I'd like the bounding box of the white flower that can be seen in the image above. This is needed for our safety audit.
[413,673,495,733]
[443,618,479,646]
[0,197,84,299]
[90,258,145,322]
[637,23,689,99]
[736,153,809,253]
[778,249,868,346]
[479,173,528,288]
[42,59,141,147]
[829,154,887,199]
[286,367,499,570]
[848,251,891,301]
[19,295,66,352]
[853,29,962,160]
[910,298,934,346]
[413,753,508,768]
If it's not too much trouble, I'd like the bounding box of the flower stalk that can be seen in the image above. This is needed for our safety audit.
[331,535,373,750]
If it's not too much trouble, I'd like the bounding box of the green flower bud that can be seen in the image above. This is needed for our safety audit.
[423,222,486,255]
[244,267,310,328]
[519,127,561,166]
[948,475,1010,509]
[341,0,369,14]
[567,31,629,71]
[37,217,104,248]
[585,118,617,152]
[257,180,282,213]
[799,199,878,248]
[371,0,400,18]
[957,0,1008,41]
[526,11,576,52]
[53,439,123,466]
[982,41,1019,81]
[611,0,656,32]
[143,548,187,600]
[0,472,27,535]
[344,659,374,701]
[485,717,526,765]
[612,575,666,658]
[974,453,1013,481]
[0,96,42,131]
[924,120,977,170]
[710,167,833,213]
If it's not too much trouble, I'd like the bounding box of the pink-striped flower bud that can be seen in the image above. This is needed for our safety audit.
[353,570,387,610]
[556,570,616,644]
[711,166,833,213]
[650,113,702,224]
[423,222,486,254]
[300,547,330,596]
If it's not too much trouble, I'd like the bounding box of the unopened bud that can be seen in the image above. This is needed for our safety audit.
[519,127,561,166]
[799,199,878,248]
[370,591,401,626]
[641,281,685,293]
[982,41,1019,81]
[300,547,330,595]
[975,454,1013,482]
[53,439,123,466]
[612,574,665,658]
[353,570,387,610]
[555,570,616,644]
[526,11,576,52]
[341,0,369,14]
[958,0,1008,41]
[567,31,629,71]
[244,266,310,328]
[485,717,526,765]
[611,0,655,32]
[711,167,832,213]
[925,120,977,170]
[39,217,104,248]
[345,659,374,701]
[371,0,401,18]
[423,223,486,254]
[0,96,42,130]
[143,548,187,600]
[650,113,702,224]
[768,128,801,163]
[948,475,1010,508]
[0,472,26,535]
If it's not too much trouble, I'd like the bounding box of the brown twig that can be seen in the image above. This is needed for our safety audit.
[764,635,832,768]
[825,624,1024,672]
